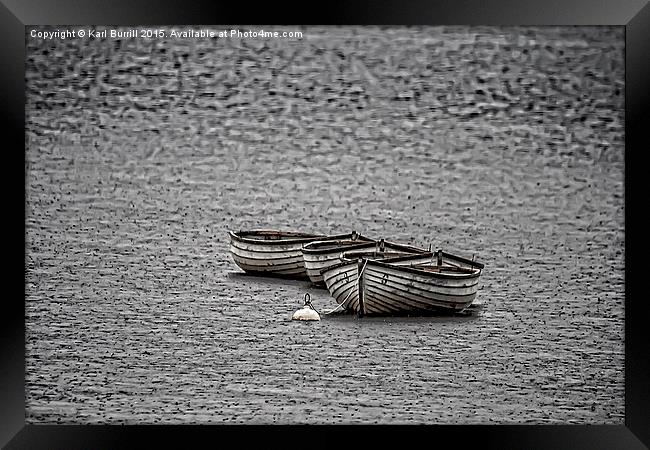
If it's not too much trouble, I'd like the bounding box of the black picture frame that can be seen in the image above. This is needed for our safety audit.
[3,1,648,448]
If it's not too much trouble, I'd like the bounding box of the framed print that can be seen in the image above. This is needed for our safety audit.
[2,0,648,448]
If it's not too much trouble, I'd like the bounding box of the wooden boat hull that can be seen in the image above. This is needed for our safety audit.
[360,260,481,315]
[229,230,359,279]
[321,250,429,310]
[322,251,483,315]
[322,260,360,307]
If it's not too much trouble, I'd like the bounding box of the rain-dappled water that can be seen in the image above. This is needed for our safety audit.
[25,25,624,424]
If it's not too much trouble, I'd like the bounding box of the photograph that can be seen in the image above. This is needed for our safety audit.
[2,0,649,448]
[24,24,625,425]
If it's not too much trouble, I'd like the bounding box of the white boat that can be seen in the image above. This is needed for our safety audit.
[228,230,360,279]
[302,237,426,286]
[321,249,484,316]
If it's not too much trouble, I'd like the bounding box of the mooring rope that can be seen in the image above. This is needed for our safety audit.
[302,292,321,315]
[323,259,368,315]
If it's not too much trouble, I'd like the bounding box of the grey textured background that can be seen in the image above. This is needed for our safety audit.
[25,25,624,424]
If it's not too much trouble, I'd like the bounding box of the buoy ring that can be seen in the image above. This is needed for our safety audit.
[292,293,320,321]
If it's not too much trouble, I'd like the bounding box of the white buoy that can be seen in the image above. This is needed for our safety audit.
[292,293,321,321]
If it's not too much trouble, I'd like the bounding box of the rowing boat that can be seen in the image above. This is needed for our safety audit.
[302,237,426,286]
[321,249,484,316]
[228,230,361,279]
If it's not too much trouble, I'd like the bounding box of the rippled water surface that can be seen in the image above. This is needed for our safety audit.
[25,25,625,424]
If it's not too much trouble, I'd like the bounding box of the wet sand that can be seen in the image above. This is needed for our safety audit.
[25,25,624,423]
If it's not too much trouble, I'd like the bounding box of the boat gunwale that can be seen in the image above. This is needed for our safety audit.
[301,237,376,254]
[379,250,485,269]
[367,258,482,280]
[323,256,482,281]
[229,230,356,246]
